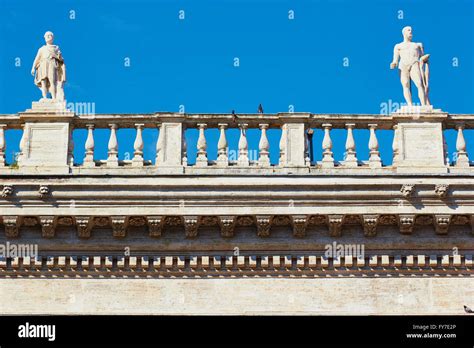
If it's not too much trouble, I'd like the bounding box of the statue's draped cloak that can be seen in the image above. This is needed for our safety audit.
[33,44,66,90]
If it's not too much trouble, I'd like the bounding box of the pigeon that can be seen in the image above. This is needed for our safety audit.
[258,104,264,114]
[231,109,237,123]
[464,305,473,313]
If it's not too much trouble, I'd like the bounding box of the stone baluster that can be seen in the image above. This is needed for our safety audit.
[217,123,228,166]
[68,127,74,167]
[182,125,188,166]
[392,125,399,166]
[321,123,334,168]
[18,126,27,165]
[238,123,249,166]
[368,124,381,168]
[107,124,119,167]
[343,123,358,167]
[443,136,450,166]
[455,123,470,167]
[0,124,5,167]
[196,123,208,166]
[304,128,311,166]
[306,128,314,166]
[132,123,144,167]
[83,124,95,167]
[279,124,287,166]
[155,123,163,165]
[258,124,270,166]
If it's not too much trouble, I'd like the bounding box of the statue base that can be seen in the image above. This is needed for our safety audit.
[392,105,443,115]
[22,98,74,116]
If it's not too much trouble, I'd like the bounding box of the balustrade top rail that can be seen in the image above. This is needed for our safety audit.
[0,112,474,130]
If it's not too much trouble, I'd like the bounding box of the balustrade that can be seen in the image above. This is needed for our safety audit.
[0,112,472,173]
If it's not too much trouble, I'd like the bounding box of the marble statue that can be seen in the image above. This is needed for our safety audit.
[31,31,66,101]
[390,26,430,106]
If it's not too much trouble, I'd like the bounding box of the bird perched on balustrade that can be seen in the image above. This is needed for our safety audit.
[258,104,264,114]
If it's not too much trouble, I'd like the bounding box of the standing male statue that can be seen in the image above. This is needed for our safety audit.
[31,31,66,101]
[390,26,431,107]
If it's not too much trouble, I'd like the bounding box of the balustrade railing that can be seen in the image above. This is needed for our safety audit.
[0,112,472,173]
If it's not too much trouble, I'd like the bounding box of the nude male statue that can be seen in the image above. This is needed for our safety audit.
[390,26,430,106]
[31,31,66,101]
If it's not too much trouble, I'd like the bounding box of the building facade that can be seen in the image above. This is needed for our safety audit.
[0,106,472,314]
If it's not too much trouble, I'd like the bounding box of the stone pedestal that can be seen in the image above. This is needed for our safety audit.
[18,100,74,174]
[392,109,448,173]
[156,122,185,172]
[280,123,306,167]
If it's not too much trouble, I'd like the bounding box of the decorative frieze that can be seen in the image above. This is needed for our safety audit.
[236,216,254,226]
[2,214,472,240]
[379,215,397,225]
[165,216,182,226]
[128,216,146,227]
[308,215,327,225]
[23,217,38,226]
[415,215,433,226]
[57,216,74,226]
[272,215,291,226]
[94,217,110,227]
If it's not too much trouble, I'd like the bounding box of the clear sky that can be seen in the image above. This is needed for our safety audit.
[0,0,473,165]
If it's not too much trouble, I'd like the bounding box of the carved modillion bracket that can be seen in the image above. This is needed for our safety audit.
[398,214,415,234]
[184,216,199,238]
[362,214,379,237]
[327,215,343,237]
[40,216,56,238]
[256,215,272,237]
[111,216,127,238]
[147,216,164,238]
[291,215,308,238]
[219,216,236,238]
[76,216,92,239]
[3,216,20,238]
[434,214,451,235]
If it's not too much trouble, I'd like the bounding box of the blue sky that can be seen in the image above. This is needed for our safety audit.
[0,0,473,165]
